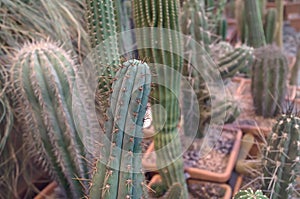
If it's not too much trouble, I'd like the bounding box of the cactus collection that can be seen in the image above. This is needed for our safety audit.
[251,45,288,118]
[1,0,299,198]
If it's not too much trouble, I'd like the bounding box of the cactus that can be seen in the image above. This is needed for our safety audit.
[114,0,137,56]
[89,59,151,199]
[8,41,98,199]
[261,113,300,199]
[210,41,234,61]
[217,44,254,78]
[251,45,288,118]
[234,188,269,199]
[290,45,300,85]
[244,0,266,48]
[181,0,211,52]
[133,0,189,198]
[204,0,227,41]
[264,8,277,44]
[85,0,121,119]
[274,0,283,48]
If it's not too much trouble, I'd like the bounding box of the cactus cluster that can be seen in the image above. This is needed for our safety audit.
[234,188,269,199]
[251,45,288,118]
[262,113,300,199]
[9,42,96,199]
[89,59,151,199]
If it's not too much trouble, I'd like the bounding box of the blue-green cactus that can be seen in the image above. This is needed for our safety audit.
[89,59,151,199]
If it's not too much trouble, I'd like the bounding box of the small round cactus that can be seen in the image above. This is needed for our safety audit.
[234,188,269,199]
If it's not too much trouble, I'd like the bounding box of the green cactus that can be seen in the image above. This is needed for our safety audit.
[251,45,288,118]
[89,59,151,199]
[264,8,277,44]
[290,45,300,86]
[181,0,211,52]
[217,44,254,78]
[210,41,234,61]
[164,183,183,199]
[9,41,96,199]
[133,0,188,198]
[262,113,300,199]
[234,188,269,199]
[115,0,136,56]
[204,0,227,41]
[244,0,266,48]
[85,0,121,118]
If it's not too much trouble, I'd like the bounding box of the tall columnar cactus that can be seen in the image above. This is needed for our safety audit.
[244,0,266,48]
[9,41,98,199]
[251,45,288,118]
[234,188,269,199]
[181,0,211,52]
[133,0,189,198]
[275,0,283,48]
[89,59,151,199]
[264,8,277,44]
[262,113,300,199]
[290,45,300,85]
[204,0,227,41]
[85,0,121,118]
[180,0,211,139]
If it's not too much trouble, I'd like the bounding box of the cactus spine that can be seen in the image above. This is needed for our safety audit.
[262,114,300,199]
[264,8,277,44]
[244,0,266,48]
[234,188,269,199]
[133,0,188,197]
[251,45,288,118]
[9,41,96,199]
[89,59,151,199]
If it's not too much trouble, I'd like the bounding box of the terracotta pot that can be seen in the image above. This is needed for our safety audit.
[148,174,232,199]
[185,127,242,182]
[142,126,242,183]
[232,175,243,196]
[34,182,57,199]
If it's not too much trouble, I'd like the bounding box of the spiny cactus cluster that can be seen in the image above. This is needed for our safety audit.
[251,45,288,118]
[9,41,96,199]
[89,59,151,199]
[262,113,300,199]
[234,188,269,199]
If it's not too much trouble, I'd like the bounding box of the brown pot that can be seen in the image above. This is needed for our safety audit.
[148,174,232,199]
[34,182,57,199]
[142,126,242,183]
[232,175,243,196]
[185,127,242,182]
